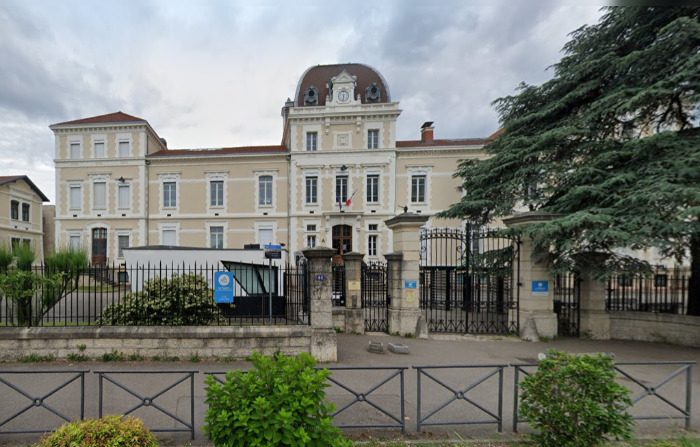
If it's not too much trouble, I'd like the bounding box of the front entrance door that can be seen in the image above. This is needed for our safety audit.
[92,228,107,266]
[332,225,352,255]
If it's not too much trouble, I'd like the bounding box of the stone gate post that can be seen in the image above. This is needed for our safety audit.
[503,212,558,340]
[579,264,611,339]
[302,246,337,362]
[342,252,365,334]
[385,213,429,336]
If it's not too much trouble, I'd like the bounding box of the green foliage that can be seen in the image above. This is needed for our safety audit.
[19,353,56,362]
[205,352,350,447]
[99,273,216,325]
[14,244,35,271]
[45,248,89,293]
[441,8,700,292]
[101,350,126,362]
[33,415,157,447]
[519,350,633,447]
[0,270,64,326]
[0,245,12,273]
[67,352,90,362]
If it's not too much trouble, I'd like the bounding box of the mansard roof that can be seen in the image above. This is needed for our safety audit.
[0,175,49,201]
[50,111,147,127]
[294,63,391,107]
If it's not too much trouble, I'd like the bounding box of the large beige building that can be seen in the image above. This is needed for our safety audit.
[51,63,491,265]
[0,175,49,260]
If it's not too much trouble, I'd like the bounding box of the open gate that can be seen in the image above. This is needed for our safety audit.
[419,225,519,334]
[362,261,389,332]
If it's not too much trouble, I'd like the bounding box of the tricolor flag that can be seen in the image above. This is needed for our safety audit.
[345,190,357,207]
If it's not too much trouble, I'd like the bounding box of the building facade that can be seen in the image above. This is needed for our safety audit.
[51,63,491,265]
[0,176,49,260]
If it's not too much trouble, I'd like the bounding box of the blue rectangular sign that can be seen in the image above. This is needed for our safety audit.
[531,280,549,295]
[214,271,235,304]
[264,244,283,250]
[404,280,417,289]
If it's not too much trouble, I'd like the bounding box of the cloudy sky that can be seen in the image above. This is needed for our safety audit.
[0,0,604,203]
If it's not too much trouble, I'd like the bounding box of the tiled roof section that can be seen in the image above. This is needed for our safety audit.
[51,111,146,127]
[149,145,288,157]
[487,128,505,140]
[396,138,489,148]
[294,63,390,107]
[0,175,50,201]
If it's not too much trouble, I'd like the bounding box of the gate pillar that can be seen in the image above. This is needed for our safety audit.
[385,213,429,336]
[303,246,337,362]
[579,261,611,339]
[342,252,365,334]
[503,212,558,341]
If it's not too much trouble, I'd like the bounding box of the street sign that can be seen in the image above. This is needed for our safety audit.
[315,274,326,281]
[264,243,283,259]
[531,280,549,296]
[214,271,235,304]
[404,280,417,289]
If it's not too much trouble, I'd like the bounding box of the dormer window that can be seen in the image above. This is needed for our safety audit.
[304,86,319,105]
[365,82,381,103]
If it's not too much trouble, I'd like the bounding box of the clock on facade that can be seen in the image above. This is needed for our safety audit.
[337,89,350,103]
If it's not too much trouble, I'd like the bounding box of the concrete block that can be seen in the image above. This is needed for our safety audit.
[367,340,384,354]
[388,342,409,354]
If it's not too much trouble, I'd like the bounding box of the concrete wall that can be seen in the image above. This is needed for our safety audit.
[610,312,700,348]
[0,326,314,361]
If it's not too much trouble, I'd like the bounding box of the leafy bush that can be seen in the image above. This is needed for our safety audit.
[520,349,633,447]
[33,415,157,447]
[45,248,89,291]
[0,245,12,273]
[0,270,63,326]
[100,273,216,325]
[13,244,35,271]
[205,352,350,447]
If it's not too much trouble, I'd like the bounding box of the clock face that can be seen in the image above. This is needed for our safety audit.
[338,89,349,103]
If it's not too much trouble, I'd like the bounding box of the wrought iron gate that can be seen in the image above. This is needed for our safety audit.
[362,261,389,332]
[553,273,580,337]
[332,261,346,306]
[419,225,519,334]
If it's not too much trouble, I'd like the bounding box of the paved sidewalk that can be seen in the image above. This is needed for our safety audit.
[0,334,697,445]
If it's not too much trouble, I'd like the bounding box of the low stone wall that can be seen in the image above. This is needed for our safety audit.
[332,307,345,331]
[609,312,700,348]
[0,326,314,361]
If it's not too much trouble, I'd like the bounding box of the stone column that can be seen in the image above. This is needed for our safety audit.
[503,212,559,341]
[342,252,364,334]
[579,264,611,339]
[302,246,337,362]
[385,213,429,336]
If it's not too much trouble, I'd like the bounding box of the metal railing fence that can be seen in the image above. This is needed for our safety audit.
[607,269,689,315]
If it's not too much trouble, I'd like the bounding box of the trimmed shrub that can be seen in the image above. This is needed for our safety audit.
[100,273,216,325]
[205,352,350,447]
[520,349,633,447]
[33,415,157,447]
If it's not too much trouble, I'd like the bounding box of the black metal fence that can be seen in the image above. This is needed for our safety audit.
[553,273,581,337]
[607,269,689,315]
[0,262,309,327]
[361,261,389,332]
[332,262,346,307]
[513,361,695,432]
[419,226,520,334]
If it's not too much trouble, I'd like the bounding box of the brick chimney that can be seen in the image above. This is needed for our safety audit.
[420,121,434,144]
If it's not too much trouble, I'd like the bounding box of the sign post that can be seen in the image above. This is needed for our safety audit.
[214,271,235,304]
[264,244,283,323]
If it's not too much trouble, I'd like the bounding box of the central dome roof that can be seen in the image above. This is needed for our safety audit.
[293,63,391,107]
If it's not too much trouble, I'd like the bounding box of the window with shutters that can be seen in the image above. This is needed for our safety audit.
[118,184,130,210]
[93,141,105,158]
[69,185,82,211]
[93,182,106,210]
[70,142,81,159]
[118,141,130,157]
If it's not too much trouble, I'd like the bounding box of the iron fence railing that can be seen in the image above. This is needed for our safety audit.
[607,269,689,315]
[96,370,196,440]
[361,261,389,333]
[553,273,581,337]
[513,361,695,432]
[0,262,309,327]
[415,364,506,432]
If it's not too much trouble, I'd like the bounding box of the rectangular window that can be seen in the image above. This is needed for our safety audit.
[94,141,105,158]
[258,175,272,206]
[93,182,106,210]
[368,235,378,256]
[210,180,224,207]
[367,129,379,149]
[210,226,224,249]
[335,175,348,203]
[366,174,379,203]
[368,224,378,231]
[306,224,316,232]
[306,132,318,151]
[118,141,130,157]
[258,227,273,247]
[118,184,130,210]
[69,234,81,251]
[10,200,19,220]
[70,142,80,159]
[162,229,176,246]
[21,203,30,222]
[306,234,316,248]
[411,175,426,203]
[305,176,317,204]
[11,238,20,252]
[69,186,81,211]
[118,235,129,258]
[163,182,176,208]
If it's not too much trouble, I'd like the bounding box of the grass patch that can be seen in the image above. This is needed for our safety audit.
[19,353,56,362]
[101,349,126,362]
[127,353,145,361]
[67,352,90,362]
